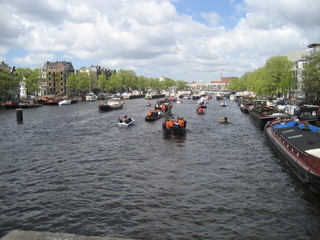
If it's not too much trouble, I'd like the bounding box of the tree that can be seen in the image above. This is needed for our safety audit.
[97,73,108,92]
[26,68,42,95]
[0,70,18,100]
[302,51,320,104]
[176,80,188,89]
[107,73,123,92]
[264,56,293,97]
[66,73,79,94]
[78,72,90,93]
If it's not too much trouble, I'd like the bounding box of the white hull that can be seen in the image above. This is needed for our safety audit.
[117,119,135,127]
[58,100,71,105]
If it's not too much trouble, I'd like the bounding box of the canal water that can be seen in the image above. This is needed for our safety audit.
[1,98,320,240]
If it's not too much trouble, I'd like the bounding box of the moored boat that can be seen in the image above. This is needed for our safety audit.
[265,117,320,194]
[58,99,72,105]
[99,98,123,111]
[5,100,20,109]
[85,93,97,101]
[249,100,279,130]
[43,99,60,105]
[145,93,165,100]
[240,101,253,114]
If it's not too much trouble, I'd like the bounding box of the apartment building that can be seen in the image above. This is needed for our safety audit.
[42,61,75,95]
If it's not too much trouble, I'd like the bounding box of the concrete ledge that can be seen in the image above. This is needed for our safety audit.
[1,230,139,240]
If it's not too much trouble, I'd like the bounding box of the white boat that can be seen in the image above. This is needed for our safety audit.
[85,93,97,101]
[58,99,71,105]
[220,102,227,107]
[117,118,134,127]
[99,98,123,111]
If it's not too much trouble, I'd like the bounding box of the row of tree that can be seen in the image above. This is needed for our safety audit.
[0,68,43,100]
[227,52,320,104]
[67,69,188,94]
[227,56,294,97]
[0,68,188,100]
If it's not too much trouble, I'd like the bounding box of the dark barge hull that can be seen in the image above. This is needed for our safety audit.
[265,124,320,195]
[99,105,123,111]
[249,111,278,130]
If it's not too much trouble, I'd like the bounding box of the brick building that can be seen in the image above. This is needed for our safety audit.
[42,61,75,95]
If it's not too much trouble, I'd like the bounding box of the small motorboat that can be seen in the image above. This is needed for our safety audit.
[145,110,162,121]
[58,99,72,105]
[118,115,134,127]
[196,107,205,114]
[219,117,231,124]
[220,102,227,107]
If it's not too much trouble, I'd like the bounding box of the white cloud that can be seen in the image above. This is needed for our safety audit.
[12,52,56,66]
[0,0,319,81]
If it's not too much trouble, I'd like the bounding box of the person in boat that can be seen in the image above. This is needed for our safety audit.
[224,117,228,123]
[173,117,180,130]
[197,107,204,113]
[178,117,187,129]
[163,118,174,130]
[124,114,132,123]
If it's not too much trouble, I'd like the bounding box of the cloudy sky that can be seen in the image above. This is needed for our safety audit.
[0,0,319,82]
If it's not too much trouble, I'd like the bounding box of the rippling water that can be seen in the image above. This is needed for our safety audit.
[1,98,320,240]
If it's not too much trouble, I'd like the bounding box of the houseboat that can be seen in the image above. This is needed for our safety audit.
[265,117,320,195]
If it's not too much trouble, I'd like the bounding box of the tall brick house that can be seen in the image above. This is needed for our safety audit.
[42,61,75,95]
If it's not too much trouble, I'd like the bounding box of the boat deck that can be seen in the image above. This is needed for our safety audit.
[276,125,320,155]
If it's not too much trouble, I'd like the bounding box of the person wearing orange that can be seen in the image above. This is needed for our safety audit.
[168,119,174,129]
[165,119,171,130]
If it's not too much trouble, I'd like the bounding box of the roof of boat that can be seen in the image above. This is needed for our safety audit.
[275,125,320,156]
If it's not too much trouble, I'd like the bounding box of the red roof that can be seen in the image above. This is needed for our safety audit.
[210,77,236,84]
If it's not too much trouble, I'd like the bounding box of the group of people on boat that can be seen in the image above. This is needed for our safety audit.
[119,114,133,124]
[154,99,172,114]
[162,117,187,134]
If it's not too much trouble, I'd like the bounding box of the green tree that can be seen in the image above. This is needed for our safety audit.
[97,73,108,92]
[107,73,122,92]
[0,70,18,100]
[162,77,177,89]
[176,80,188,89]
[78,72,90,93]
[302,51,320,104]
[137,75,148,92]
[26,68,42,95]
[264,56,293,97]
[67,73,79,94]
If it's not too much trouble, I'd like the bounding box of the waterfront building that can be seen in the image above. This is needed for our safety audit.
[186,77,235,91]
[78,65,116,93]
[42,61,75,96]
[285,43,320,101]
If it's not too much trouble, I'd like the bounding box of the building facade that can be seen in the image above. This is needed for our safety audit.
[42,61,75,96]
[78,65,116,93]
[187,77,236,91]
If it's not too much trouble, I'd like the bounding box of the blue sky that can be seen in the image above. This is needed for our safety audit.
[174,0,243,28]
[0,0,319,82]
